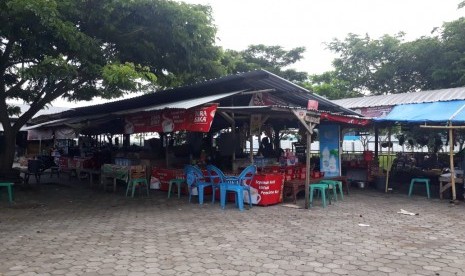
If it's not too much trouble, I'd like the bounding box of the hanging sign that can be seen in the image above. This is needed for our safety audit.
[320,112,371,126]
[307,100,319,110]
[125,104,217,134]
[27,129,53,140]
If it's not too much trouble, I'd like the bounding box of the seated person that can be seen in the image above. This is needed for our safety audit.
[258,137,274,158]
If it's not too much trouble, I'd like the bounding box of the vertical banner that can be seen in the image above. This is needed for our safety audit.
[319,124,341,177]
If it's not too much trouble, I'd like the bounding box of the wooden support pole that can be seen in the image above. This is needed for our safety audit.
[449,127,457,201]
[304,130,312,209]
[249,134,254,163]
[385,127,391,193]
[374,125,379,159]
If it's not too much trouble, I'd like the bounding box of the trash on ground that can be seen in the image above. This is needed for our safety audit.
[358,223,370,227]
[397,209,419,216]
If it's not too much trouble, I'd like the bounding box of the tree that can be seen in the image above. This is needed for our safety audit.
[301,71,361,100]
[222,44,308,83]
[325,33,415,95]
[315,14,465,96]
[0,0,222,174]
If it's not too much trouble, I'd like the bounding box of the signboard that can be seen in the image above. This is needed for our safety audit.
[354,106,393,118]
[124,104,217,134]
[307,100,319,110]
[27,129,53,140]
[319,124,341,177]
[320,112,370,126]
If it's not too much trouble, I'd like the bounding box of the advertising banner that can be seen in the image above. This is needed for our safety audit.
[319,124,341,177]
[244,173,284,206]
[125,104,217,134]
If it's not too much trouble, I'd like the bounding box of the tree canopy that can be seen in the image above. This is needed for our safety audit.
[221,44,308,83]
[0,0,223,172]
[308,14,465,98]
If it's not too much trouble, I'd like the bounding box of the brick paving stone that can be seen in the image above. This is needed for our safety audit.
[1,177,465,276]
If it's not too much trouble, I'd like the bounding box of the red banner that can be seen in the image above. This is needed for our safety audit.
[320,112,371,126]
[125,104,217,134]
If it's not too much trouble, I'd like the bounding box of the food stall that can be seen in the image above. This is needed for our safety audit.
[27,70,368,207]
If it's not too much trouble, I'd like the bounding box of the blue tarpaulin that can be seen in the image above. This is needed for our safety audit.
[374,100,465,123]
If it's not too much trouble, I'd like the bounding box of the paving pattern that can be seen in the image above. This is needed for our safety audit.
[1,176,464,276]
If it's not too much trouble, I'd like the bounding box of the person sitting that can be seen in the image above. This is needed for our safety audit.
[258,137,274,158]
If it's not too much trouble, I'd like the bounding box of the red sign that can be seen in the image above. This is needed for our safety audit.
[320,112,371,126]
[307,100,319,110]
[245,174,284,206]
[125,104,218,134]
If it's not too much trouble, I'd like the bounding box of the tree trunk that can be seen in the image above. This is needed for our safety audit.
[0,128,19,177]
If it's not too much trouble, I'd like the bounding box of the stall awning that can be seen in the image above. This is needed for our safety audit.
[375,100,465,123]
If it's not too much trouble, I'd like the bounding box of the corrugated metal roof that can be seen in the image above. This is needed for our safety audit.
[143,90,244,112]
[332,87,465,109]
[32,70,359,124]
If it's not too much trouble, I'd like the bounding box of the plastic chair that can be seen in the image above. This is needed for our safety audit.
[184,165,212,204]
[0,182,14,204]
[309,183,329,208]
[206,164,236,204]
[219,165,256,211]
[24,159,43,185]
[408,178,431,199]
[168,178,186,198]
[319,180,343,201]
[126,165,149,197]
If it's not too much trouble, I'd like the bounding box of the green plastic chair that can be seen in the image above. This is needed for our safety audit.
[0,182,14,204]
[126,166,149,197]
[319,180,343,201]
[168,178,186,198]
[408,178,430,199]
[309,183,329,208]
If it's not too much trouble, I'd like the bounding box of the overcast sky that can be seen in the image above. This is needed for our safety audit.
[181,0,464,74]
[52,0,464,107]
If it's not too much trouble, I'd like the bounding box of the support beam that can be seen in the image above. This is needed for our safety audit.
[374,125,379,159]
[218,111,235,125]
[304,130,312,209]
[449,127,457,201]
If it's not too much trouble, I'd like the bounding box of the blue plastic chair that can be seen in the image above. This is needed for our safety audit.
[219,165,257,211]
[206,164,237,204]
[184,165,212,204]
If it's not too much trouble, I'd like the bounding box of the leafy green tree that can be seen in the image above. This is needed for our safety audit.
[316,15,465,96]
[301,71,361,100]
[222,44,308,83]
[325,33,413,95]
[0,0,221,174]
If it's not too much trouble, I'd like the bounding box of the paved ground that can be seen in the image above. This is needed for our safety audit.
[0,175,464,276]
